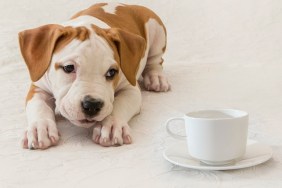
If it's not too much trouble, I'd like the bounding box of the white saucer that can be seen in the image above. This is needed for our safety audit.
[163,140,273,171]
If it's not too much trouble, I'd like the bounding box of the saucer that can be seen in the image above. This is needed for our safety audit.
[163,140,273,171]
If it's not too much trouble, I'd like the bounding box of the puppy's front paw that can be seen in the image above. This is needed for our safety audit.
[21,119,60,150]
[143,71,170,92]
[92,116,132,147]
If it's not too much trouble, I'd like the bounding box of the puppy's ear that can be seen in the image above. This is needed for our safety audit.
[106,28,146,86]
[18,24,66,82]
[19,24,90,82]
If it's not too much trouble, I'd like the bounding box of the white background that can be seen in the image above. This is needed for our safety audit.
[0,0,281,187]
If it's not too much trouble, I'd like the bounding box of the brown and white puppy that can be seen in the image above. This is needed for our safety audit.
[19,3,170,149]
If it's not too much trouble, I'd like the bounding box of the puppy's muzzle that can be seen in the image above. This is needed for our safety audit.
[81,95,104,117]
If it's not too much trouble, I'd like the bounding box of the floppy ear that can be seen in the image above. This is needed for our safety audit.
[18,24,90,82]
[18,24,67,82]
[106,28,146,86]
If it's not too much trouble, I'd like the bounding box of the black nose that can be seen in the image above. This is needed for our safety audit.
[81,96,104,117]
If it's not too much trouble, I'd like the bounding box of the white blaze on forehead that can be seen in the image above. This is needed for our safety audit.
[62,15,110,29]
[102,3,124,14]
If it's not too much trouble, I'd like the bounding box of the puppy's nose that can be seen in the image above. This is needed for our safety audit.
[81,96,104,117]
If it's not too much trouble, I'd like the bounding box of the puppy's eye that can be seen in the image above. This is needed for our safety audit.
[63,65,75,73]
[106,68,118,80]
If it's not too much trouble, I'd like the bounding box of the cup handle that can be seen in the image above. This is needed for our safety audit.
[165,117,186,140]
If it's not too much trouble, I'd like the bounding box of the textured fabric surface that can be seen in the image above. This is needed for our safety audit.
[0,0,282,187]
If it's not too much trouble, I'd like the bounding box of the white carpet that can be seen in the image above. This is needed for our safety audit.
[1,0,282,187]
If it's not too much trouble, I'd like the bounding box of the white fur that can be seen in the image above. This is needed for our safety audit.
[62,15,110,29]
[102,3,124,14]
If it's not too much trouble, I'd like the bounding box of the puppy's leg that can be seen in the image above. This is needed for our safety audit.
[22,84,59,150]
[142,23,170,92]
[143,63,170,92]
[92,84,141,146]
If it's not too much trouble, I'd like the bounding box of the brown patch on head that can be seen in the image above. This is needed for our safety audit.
[18,25,90,82]
[53,26,90,53]
[26,84,38,104]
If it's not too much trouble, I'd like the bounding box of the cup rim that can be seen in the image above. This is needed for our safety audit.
[186,109,248,120]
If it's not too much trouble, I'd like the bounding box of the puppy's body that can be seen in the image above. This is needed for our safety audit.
[19,3,170,149]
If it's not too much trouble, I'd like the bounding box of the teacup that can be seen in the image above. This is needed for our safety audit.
[165,109,248,165]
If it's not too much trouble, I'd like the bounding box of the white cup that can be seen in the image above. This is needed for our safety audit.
[166,109,249,165]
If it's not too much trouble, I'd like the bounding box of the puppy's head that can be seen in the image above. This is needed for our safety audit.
[19,24,146,128]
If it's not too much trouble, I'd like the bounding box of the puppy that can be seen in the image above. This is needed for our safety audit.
[19,3,170,149]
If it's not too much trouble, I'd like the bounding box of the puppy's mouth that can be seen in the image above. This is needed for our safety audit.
[79,119,96,124]
[70,119,97,128]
